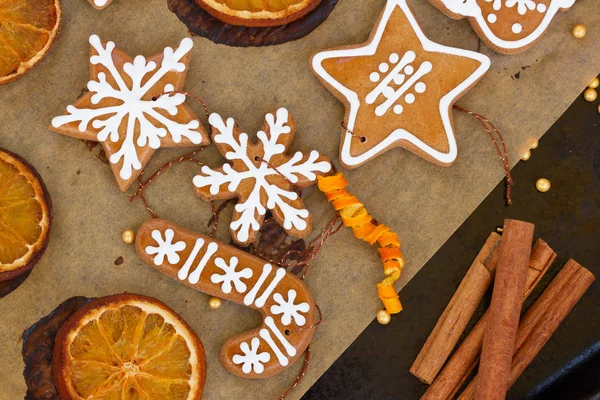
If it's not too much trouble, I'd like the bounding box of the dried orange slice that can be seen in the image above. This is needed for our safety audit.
[196,0,322,27]
[0,149,51,282]
[0,0,62,84]
[53,294,206,400]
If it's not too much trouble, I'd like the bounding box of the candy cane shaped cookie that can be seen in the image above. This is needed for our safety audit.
[135,218,318,378]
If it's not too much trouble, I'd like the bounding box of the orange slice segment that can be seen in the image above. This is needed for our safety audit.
[53,294,206,400]
[0,0,62,84]
[196,0,322,27]
[0,149,51,281]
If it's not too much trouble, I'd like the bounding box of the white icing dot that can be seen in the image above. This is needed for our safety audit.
[379,62,389,73]
[393,105,404,115]
[512,23,523,34]
[389,53,399,63]
[382,86,395,98]
[405,93,415,104]
[487,13,497,23]
[415,82,426,93]
[370,72,380,82]
[404,65,414,75]
[536,3,547,12]
[393,74,405,85]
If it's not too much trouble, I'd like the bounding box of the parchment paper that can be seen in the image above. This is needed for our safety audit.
[0,0,598,399]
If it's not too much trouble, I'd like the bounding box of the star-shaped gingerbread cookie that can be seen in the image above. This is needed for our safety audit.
[193,108,332,246]
[428,0,575,54]
[88,0,114,10]
[311,0,490,169]
[51,35,209,191]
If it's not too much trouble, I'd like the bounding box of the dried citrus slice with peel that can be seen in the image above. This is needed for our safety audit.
[0,0,62,84]
[0,149,51,281]
[53,294,206,400]
[196,0,322,27]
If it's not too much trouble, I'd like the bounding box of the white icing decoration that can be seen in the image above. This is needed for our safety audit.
[536,3,547,12]
[505,0,536,15]
[393,105,404,115]
[389,53,400,63]
[270,289,310,326]
[211,256,253,294]
[52,35,203,180]
[178,238,205,281]
[94,0,108,5]
[312,0,490,167]
[512,23,523,34]
[366,49,431,117]
[232,338,270,374]
[254,267,286,308]
[193,108,331,243]
[436,0,575,51]
[259,329,289,367]
[145,229,186,265]
[487,13,497,23]
[379,62,390,73]
[370,72,380,82]
[265,316,296,356]
[188,242,218,284]
[244,263,272,306]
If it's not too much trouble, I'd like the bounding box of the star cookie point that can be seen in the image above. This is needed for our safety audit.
[311,0,490,168]
[51,35,209,191]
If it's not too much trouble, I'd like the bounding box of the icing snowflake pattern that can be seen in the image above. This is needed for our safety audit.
[233,338,271,374]
[211,257,253,294]
[145,229,186,265]
[193,108,332,245]
[52,35,204,180]
[270,289,310,326]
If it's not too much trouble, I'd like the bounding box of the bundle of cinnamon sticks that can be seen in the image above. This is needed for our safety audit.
[411,219,595,400]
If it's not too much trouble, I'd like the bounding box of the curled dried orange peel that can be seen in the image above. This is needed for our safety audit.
[318,173,404,314]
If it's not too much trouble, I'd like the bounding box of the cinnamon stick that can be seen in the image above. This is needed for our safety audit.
[411,233,502,384]
[422,239,555,400]
[457,260,595,400]
[476,220,534,400]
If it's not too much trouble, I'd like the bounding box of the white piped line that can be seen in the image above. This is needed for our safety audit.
[260,329,289,367]
[255,267,286,308]
[189,242,219,284]
[265,316,296,357]
[178,238,204,280]
[244,264,272,306]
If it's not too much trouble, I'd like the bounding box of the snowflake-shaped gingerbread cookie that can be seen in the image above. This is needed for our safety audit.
[51,35,209,191]
[193,108,332,246]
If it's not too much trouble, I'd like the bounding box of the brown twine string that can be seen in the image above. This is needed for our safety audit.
[342,122,366,143]
[340,107,514,205]
[277,346,312,400]
[128,148,206,218]
[453,105,513,205]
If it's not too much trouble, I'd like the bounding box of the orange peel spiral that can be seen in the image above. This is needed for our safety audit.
[317,173,404,314]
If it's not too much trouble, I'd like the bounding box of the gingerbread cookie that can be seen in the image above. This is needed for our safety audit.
[88,0,113,10]
[136,218,318,378]
[311,0,490,169]
[193,108,332,246]
[51,35,209,192]
[428,0,575,54]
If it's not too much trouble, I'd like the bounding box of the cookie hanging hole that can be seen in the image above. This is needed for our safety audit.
[360,136,366,143]
[254,156,260,161]
[151,96,158,101]
[284,329,291,336]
